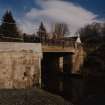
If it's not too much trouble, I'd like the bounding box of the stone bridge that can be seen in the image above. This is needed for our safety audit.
[41,43,85,97]
[0,41,84,91]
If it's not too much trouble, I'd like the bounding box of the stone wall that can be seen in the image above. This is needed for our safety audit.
[72,44,85,73]
[0,42,42,89]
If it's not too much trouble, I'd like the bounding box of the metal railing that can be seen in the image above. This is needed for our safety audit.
[41,39,76,48]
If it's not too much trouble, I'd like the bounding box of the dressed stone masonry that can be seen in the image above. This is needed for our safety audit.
[0,42,42,89]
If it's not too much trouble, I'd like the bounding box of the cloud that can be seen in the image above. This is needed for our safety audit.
[21,0,100,35]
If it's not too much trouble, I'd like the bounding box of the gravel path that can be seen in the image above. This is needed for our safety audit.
[0,88,72,105]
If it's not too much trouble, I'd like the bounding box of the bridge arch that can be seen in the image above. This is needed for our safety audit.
[41,52,74,96]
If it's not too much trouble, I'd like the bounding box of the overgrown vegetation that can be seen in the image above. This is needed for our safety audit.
[79,23,105,105]
[79,23,105,53]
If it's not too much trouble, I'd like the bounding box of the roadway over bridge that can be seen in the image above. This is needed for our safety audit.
[42,45,76,53]
[42,38,77,53]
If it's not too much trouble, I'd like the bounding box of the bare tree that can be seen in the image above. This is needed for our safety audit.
[53,23,70,39]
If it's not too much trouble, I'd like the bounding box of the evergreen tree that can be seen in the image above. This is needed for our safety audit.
[0,10,20,38]
[37,22,47,43]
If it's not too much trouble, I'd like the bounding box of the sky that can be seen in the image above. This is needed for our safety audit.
[0,0,105,35]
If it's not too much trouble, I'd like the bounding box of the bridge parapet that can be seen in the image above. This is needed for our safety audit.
[42,39,77,52]
[43,39,75,47]
[42,45,76,53]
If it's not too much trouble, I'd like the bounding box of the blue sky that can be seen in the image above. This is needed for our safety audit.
[0,0,104,18]
[70,0,105,18]
[0,0,104,34]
